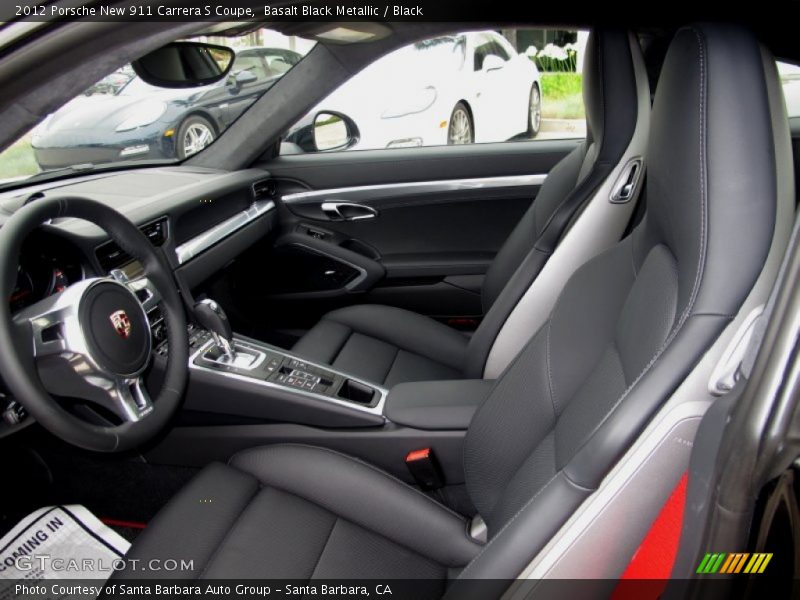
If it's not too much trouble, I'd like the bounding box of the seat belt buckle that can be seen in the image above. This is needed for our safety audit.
[405,448,444,490]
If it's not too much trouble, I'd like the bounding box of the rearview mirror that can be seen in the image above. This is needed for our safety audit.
[132,42,234,88]
[482,55,505,72]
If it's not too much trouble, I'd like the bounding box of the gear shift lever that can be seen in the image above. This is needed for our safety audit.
[194,298,235,360]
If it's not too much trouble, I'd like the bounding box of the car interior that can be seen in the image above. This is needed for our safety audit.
[1,10,800,595]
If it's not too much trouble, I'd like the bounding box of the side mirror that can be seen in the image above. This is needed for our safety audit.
[282,111,360,154]
[228,70,258,88]
[132,42,234,88]
[312,112,360,152]
[482,55,505,72]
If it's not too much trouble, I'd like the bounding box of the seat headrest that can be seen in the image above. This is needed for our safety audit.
[635,23,790,318]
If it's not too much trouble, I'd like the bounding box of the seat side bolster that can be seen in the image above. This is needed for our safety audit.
[445,471,590,592]
[229,444,482,567]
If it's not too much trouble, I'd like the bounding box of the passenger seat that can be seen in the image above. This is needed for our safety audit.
[293,28,650,387]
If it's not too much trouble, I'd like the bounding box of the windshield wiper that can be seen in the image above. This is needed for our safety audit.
[21,163,97,184]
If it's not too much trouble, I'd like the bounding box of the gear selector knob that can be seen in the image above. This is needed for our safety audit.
[194,298,234,358]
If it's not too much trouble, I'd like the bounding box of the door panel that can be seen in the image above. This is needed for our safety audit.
[219,140,579,337]
[281,174,544,273]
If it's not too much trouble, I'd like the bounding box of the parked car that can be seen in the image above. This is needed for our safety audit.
[31,47,302,170]
[299,31,541,151]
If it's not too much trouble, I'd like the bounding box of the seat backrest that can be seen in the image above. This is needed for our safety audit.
[451,23,791,585]
[466,29,650,379]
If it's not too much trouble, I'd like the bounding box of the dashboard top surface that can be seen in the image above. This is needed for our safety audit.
[0,166,270,241]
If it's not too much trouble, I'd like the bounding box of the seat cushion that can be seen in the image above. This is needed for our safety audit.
[292,305,468,386]
[112,445,482,582]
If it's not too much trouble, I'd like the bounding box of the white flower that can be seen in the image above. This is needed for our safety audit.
[525,45,538,57]
[538,43,569,61]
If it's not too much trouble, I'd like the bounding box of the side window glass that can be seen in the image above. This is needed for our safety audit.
[491,38,511,62]
[474,36,494,71]
[777,61,800,118]
[283,29,588,155]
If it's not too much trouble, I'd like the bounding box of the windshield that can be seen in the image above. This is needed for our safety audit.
[0,29,314,186]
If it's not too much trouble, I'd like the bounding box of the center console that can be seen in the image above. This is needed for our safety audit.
[190,332,382,408]
[150,317,388,427]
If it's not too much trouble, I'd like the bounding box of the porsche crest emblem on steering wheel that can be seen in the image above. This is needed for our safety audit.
[109,310,132,339]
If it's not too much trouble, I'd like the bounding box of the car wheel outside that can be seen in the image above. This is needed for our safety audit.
[177,116,216,159]
[447,102,474,145]
[527,83,542,137]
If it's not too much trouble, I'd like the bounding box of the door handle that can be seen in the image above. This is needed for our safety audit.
[320,202,378,221]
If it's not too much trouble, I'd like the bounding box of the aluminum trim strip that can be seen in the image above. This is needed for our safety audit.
[281,174,548,204]
[175,200,275,265]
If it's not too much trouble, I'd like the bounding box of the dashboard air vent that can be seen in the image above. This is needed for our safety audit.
[96,216,169,272]
[252,179,276,200]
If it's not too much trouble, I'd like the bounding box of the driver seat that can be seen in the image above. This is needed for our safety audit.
[114,24,790,592]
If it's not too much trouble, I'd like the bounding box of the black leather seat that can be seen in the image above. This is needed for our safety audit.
[117,24,790,593]
[292,29,648,387]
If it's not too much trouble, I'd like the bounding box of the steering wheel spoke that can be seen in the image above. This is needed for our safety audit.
[112,270,162,313]
[13,278,99,359]
[13,276,157,420]
[84,374,154,422]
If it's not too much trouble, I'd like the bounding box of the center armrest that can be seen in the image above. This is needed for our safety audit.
[385,379,495,430]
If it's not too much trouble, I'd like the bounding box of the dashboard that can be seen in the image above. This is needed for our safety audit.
[0,165,278,434]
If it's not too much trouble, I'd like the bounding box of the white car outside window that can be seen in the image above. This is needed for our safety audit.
[310,31,542,150]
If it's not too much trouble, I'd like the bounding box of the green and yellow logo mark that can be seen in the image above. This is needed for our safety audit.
[696,552,773,574]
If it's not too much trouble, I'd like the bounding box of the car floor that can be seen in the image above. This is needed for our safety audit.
[0,426,198,541]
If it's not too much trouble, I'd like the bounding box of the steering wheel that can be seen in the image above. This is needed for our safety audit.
[0,197,189,452]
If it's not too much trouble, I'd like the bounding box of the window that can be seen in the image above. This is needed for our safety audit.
[473,33,510,71]
[231,54,270,81]
[0,28,315,186]
[778,61,800,118]
[283,28,587,155]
